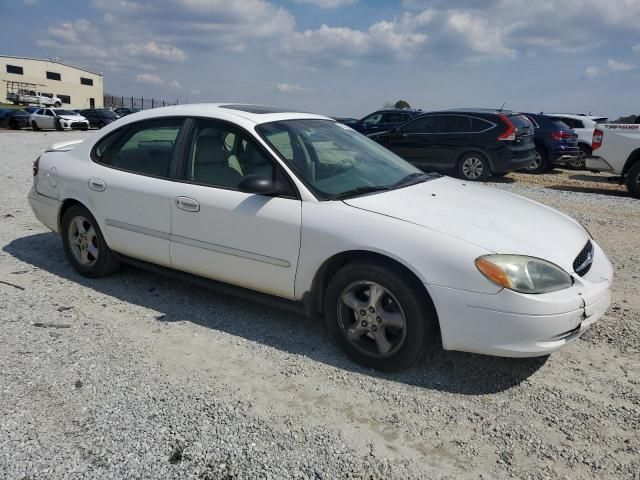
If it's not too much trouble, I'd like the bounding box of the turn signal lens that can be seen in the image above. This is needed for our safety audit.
[475,255,573,294]
[476,257,512,288]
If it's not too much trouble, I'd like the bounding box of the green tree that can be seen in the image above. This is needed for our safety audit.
[394,100,411,109]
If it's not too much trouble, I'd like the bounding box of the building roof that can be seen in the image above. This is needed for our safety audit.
[0,55,102,76]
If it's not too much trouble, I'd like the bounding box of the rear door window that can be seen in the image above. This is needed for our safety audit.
[439,115,473,133]
[402,115,440,133]
[94,119,184,178]
[552,120,571,130]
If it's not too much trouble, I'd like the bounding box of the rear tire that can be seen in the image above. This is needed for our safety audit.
[31,121,39,131]
[54,102,62,108]
[61,205,121,278]
[324,261,436,372]
[626,161,640,198]
[457,152,490,181]
[9,120,19,130]
[526,147,548,173]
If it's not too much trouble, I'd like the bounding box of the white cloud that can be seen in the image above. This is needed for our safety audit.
[136,73,164,84]
[276,83,305,93]
[292,0,356,7]
[168,80,183,89]
[608,59,636,72]
[585,66,600,78]
[125,41,187,63]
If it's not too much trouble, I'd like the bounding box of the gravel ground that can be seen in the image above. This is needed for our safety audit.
[0,129,639,480]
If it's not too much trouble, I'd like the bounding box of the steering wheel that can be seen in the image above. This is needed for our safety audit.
[330,159,356,176]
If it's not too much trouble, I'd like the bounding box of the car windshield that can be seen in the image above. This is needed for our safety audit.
[98,110,118,119]
[55,109,77,116]
[257,119,436,200]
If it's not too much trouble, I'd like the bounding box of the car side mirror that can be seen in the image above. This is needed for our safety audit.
[238,174,281,196]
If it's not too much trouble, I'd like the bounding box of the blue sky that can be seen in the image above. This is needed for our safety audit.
[1,0,639,118]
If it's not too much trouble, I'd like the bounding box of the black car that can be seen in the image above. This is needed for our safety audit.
[80,109,118,129]
[522,113,580,172]
[114,107,141,117]
[0,109,31,129]
[344,109,421,135]
[370,109,536,181]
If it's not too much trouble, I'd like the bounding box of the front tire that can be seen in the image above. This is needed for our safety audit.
[324,261,436,371]
[55,118,63,131]
[54,102,62,108]
[9,120,19,130]
[626,161,640,198]
[457,153,490,181]
[61,205,121,278]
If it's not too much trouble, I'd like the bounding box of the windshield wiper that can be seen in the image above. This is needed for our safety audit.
[327,185,390,201]
[389,172,434,189]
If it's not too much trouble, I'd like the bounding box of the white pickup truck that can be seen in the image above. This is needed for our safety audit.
[588,124,640,197]
[7,90,62,107]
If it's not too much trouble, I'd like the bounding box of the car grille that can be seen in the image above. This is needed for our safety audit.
[70,122,85,129]
[573,240,594,277]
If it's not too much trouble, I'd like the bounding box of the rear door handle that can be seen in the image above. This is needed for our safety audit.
[175,196,200,212]
[88,177,106,192]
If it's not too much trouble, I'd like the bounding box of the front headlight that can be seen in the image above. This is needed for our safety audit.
[475,255,573,294]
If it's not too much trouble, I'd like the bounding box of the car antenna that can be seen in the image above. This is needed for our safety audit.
[588,106,596,116]
[498,101,506,111]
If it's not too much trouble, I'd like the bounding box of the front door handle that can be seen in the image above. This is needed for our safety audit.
[88,177,106,192]
[175,196,200,212]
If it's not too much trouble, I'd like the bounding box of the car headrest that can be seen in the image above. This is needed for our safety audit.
[196,135,227,166]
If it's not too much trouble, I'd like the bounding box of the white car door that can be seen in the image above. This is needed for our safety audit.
[86,118,186,267]
[169,119,302,299]
[42,109,57,129]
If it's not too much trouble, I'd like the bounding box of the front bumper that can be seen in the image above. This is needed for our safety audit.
[428,241,613,357]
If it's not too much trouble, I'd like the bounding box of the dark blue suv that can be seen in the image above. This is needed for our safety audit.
[343,109,421,135]
[522,113,580,172]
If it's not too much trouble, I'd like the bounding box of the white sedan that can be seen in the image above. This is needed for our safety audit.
[29,108,89,131]
[28,104,613,371]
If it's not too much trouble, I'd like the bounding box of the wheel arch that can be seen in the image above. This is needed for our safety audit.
[58,198,84,231]
[307,250,439,331]
[622,148,640,176]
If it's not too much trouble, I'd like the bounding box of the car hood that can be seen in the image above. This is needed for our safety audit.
[343,176,589,271]
[59,115,86,121]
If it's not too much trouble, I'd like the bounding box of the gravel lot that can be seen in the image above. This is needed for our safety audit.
[1,129,639,479]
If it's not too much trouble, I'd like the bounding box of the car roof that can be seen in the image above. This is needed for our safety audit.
[117,103,332,125]
[446,108,515,115]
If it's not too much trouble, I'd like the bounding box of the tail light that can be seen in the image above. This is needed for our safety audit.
[592,129,603,151]
[33,156,40,176]
[550,131,573,140]
[497,114,516,141]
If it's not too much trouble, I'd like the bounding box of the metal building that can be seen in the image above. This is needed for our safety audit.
[1,55,104,109]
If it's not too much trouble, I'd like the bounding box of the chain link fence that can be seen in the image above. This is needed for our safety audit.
[103,94,182,110]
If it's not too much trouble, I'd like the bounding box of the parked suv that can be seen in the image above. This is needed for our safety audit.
[522,114,580,172]
[547,114,608,168]
[345,109,421,135]
[370,109,536,181]
[80,109,118,129]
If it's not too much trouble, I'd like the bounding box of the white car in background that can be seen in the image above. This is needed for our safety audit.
[29,108,89,131]
[548,114,608,168]
[27,104,613,371]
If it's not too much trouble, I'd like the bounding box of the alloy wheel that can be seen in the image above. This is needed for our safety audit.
[462,157,484,179]
[337,281,407,358]
[526,152,542,171]
[68,216,99,266]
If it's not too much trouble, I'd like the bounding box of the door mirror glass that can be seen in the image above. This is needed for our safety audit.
[238,174,280,195]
